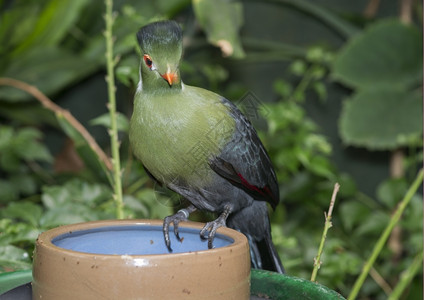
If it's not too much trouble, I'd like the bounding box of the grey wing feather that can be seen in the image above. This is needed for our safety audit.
[209,98,279,209]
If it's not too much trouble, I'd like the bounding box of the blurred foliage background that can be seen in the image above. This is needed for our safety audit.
[0,0,422,299]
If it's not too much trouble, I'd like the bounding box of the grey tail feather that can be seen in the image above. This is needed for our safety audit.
[249,233,285,274]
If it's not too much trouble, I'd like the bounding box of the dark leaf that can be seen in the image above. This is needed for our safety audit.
[333,19,422,89]
[193,0,245,58]
[339,88,422,150]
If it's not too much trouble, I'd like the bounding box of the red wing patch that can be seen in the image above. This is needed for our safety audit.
[237,173,278,209]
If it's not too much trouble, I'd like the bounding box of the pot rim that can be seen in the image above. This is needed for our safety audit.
[36,219,248,260]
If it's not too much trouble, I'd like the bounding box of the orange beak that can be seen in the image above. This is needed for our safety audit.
[161,72,178,86]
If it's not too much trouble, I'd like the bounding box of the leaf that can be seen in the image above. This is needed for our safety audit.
[116,56,140,87]
[13,128,52,162]
[376,178,408,209]
[312,81,327,102]
[10,174,36,196]
[42,179,112,209]
[0,47,97,102]
[155,0,191,15]
[40,179,113,227]
[333,19,422,89]
[0,126,51,164]
[339,200,371,231]
[0,126,13,151]
[0,180,18,203]
[402,194,423,232]
[1,202,42,227]
[273,79,292,98]
[40,203,103,228]
[0,221,41,246]
[123,195,149,217]
[339,88,423,150]
[0,102,57,127]
[290,60,307,76]
[356,211,390,236]
[41,185,71,209]
[306,155,334,179]
[56,114,109,176]
[11,0,89,55]
[90,112,130,133]
[0,3,41,57]
[0,245,32,272]
[193,0,245,58]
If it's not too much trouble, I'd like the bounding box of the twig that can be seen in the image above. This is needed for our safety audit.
[310,182,340,282]
[348,169,424,300]
[363,0,381,19]
[104,0,124,219]
[388,251,424,300]
[400,0,413,24]
[388,149,405,262]
[258,0,360,38]
[0,77,113,171]
[370,267,392,296]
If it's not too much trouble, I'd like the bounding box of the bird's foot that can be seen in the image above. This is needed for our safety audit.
[163,205,197,252]
[200,205,232,249]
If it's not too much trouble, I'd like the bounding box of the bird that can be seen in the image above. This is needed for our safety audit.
[129,20,284,273]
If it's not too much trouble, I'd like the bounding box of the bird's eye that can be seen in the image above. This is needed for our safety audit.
[143,54,153,69]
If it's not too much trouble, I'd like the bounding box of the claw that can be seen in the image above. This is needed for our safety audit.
[163,215,174,252]
[163,205,196,252]
[200,220,225,249]
[199,204,232,249]
[174,220,182,241]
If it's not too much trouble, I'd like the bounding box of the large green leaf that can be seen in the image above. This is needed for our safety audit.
[193,0,245,58]
[0,47,97,102]
[11,0,89,56]
[339,88,422,150]
[333,19,422,89]
[0,2,41,59]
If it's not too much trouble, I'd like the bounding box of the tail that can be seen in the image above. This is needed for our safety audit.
[249,231,285,273]
[227,201,285,274]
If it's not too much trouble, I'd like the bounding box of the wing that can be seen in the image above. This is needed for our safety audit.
[209,98,279,209]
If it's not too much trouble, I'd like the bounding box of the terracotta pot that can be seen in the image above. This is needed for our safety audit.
[32,219,250,300]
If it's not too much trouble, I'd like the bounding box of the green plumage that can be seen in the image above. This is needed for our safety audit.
[130,84,235,187]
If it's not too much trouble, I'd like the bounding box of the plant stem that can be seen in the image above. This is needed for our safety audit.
[348,169,424,300]
[290,65,314,102]
[311,182,340,282]
[388,251,424,300]
[104,0,123,219]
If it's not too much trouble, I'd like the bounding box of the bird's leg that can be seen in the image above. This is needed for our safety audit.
[163,204,197,252]
[200,204,232,249]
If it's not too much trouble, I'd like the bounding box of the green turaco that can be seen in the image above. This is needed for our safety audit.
[129,20,284,273]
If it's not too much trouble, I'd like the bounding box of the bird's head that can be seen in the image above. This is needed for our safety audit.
[136,21,183,90]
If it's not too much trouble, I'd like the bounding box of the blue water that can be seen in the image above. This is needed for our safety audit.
[52,225,234,255]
